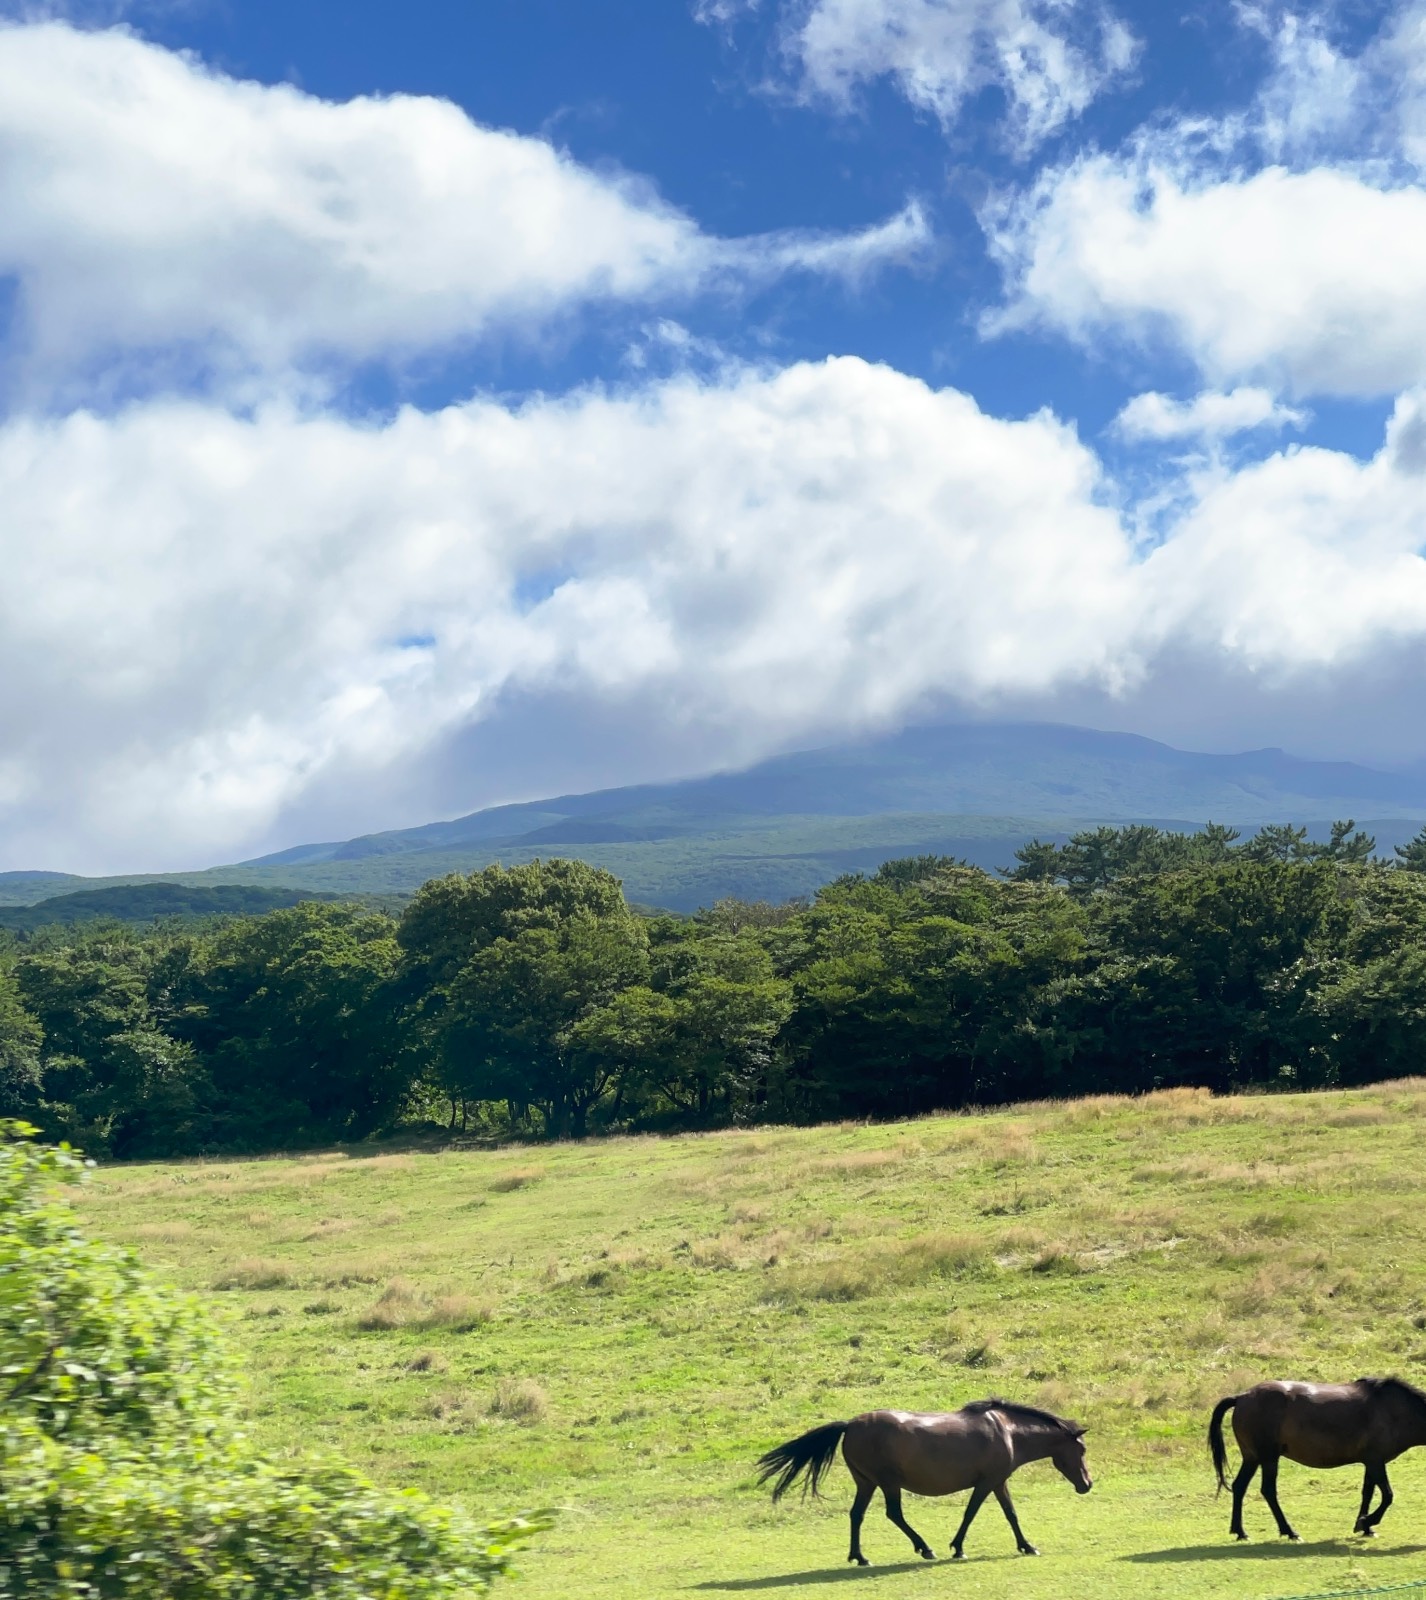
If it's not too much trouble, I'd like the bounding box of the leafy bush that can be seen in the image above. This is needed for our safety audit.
[0,1122,547,1597]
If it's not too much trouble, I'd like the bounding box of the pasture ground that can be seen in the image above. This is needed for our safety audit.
[75,1083,1426,1600]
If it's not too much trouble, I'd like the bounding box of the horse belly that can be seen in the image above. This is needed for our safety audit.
[1280,1413,1366,1470]
[897,1436,986,1498]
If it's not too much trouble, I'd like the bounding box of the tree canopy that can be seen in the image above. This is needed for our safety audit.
[5,826,1426,1150]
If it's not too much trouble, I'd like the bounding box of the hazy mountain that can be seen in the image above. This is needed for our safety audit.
[247,721,1426,866]
[9,723,1426,916]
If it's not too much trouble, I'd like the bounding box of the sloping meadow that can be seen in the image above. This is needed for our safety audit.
[75,1084,1426,1599]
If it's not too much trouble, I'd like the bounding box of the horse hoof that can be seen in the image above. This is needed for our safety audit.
[1362,1528,1377,1540]
[951,1549,965,1561]
[848,1557,869,1567]
[1286,1535,1301,1544]
[1233,1533,1248,1542]
[919,1549,935,1561]
[1020,1546,1040,1557]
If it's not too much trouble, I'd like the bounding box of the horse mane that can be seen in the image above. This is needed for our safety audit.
[1361,1376,1426,1414]
[964,1397,1082,1434]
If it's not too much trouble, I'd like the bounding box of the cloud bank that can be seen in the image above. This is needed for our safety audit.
[7,11,1426,871]
[9,358,1426,869]
[0,21,927,398]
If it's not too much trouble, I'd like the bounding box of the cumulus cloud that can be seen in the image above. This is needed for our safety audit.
[0,358,1136,869]
[706,0,1137,148]
[1141,390,1426,667]
[1113,387,1307,443]
[988,153,1426,398]
[0,22,927,397]
[984,3,1426,397]
[7,357,1426,872]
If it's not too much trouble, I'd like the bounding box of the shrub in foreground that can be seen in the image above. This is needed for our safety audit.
[0,1122,547,1597]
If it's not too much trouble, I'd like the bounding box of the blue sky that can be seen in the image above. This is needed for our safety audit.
[3,0,1426,870]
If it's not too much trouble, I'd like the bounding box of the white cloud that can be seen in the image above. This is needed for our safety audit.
[768,0,1137,147]
[1141,390,1426,668]
[0,21,927,396]
[988,152,1426,397]
[0,358,1136,869]
[1113,387,1307,443]
[7,357,1426,872]
[984,3,1426,398]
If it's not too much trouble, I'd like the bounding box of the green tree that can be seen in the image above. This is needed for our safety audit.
[14,931,201,1156]
[1396,825,1426,872]
[0,1122,547,1596]
[183,903,409,1148]
[403,862,650,1136]
[0,967,42,1119]
[584,921,793,1124]
[1069,860,1350,1090]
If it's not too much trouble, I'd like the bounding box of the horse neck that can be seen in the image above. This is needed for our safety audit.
[1009,1421,1064,1468]
[1388,1390,1426,1449]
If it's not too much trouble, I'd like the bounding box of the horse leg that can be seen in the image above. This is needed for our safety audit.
[949,1484,993,1561]
[1363,1464,1394,1534]
[882,1485,934,1561]
[1355,1464,1380,1535]
[1230,1457,1259,1541]
[1259,1457,1300,1542]
[847,1473,874,1566]
[993,1483,1038,1555]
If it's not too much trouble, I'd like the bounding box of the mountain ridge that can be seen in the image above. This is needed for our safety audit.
[243,720,1426,870]
[8,722,1426,915]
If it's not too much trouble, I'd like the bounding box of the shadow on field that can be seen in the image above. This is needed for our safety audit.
[694,1561,934,1589]
[1123,1540,1426,1563]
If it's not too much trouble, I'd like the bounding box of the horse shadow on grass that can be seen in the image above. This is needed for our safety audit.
[1124,1540,1426,1564]
[693,1559,971,1590]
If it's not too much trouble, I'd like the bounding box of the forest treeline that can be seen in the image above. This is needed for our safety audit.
[4,818,1426,1156]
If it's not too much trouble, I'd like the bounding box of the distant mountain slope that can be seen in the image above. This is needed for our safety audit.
[9,723,1426,916]
[247,721,1426,868]
[0,871,86,908]
[0,882,342,932]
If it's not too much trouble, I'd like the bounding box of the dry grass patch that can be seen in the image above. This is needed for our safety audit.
[356,1276,419,1330]
[428,1388,477,1426]
[489,1376,549,1424]
[421,1293,492,1331]
[805,1149,903,1176]
[490,1166,545,1193]
[303,1217,359,1242]
[1029,1242,1083,1275]
[213,1257,296,1291]
[767,1230,990,1303]
[349,1154,415,1175]
[404,1349,449,1374]
[356,1277,490,1331]
[690,1235,741,1270]
[133,1220,194,1243]
[1321,1103,1392,1127]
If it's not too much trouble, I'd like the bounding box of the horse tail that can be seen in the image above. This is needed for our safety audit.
[756,1420,849,1502]
[1209,1395,1239,1494]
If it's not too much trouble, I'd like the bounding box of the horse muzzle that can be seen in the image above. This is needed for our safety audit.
[1076,1481,1093,1495]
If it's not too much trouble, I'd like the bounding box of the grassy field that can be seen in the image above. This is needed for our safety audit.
[74,1083,1426,1600]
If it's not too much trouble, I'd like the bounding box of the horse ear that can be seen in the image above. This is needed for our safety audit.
[1070,1424,1087,1438]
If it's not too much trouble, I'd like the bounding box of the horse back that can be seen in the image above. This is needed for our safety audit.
[842,1409,1009,1497]
[1235,1381,1375,1469]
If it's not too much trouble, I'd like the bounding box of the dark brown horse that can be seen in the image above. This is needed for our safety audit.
[1210,1378,1426,1540]
[756,1399,1092,1564]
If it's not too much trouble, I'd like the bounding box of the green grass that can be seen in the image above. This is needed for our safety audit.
[74,1083,1426,1600]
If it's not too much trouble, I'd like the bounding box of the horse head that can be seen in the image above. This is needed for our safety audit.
[1051,1425,1092,1494]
